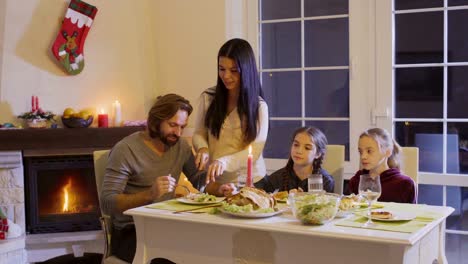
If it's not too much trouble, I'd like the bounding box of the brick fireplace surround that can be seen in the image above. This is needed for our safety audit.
[0,127,143,263]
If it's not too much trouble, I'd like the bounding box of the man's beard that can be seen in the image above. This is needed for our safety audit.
[159,133,179,147]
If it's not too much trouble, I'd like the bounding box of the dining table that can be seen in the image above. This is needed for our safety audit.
[125,200,454,264]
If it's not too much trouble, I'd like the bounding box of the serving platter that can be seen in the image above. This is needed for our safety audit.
[176,197,225,205]
[220,207,286,218]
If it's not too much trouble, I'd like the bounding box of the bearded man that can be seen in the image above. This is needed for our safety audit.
[101,94,204,262]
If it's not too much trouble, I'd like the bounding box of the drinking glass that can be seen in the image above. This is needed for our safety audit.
[358,174,381,227]
[307,173,323,193]
[236,165,247,190]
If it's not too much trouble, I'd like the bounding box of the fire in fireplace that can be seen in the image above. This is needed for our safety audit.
[24,155,101,234]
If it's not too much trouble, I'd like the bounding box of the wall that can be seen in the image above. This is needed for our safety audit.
[150,0,225,128]
[0,0,226,129]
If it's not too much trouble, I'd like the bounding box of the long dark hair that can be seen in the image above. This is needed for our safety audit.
[283,126,328,190]
[204,38,264,144]
[147,94,192,139]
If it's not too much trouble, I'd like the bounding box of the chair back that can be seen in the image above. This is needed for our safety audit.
[94,150,111,203]
[93,150,130,264]
[400,147,419,200]
[400,147,419,184]
[322,145,345,194]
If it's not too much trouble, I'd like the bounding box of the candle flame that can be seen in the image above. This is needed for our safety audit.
[100,108,105,114]
[248,145,252,155]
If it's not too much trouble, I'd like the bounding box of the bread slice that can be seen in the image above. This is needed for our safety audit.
[371,211,393,219]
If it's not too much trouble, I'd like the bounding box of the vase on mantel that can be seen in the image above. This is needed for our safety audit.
[26,118,48,129]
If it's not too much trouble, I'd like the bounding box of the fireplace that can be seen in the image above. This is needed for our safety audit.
[24,155,101,234]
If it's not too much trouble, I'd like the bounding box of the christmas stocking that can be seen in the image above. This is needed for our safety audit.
[51,0,98,75]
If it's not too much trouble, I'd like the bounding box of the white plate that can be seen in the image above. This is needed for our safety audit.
[176,197,225,205]
[220,208,286,218]
[355,210,416,222]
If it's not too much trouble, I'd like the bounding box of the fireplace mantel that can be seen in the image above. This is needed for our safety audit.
[0,126,144,155]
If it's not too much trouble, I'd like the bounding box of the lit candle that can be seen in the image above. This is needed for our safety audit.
[31,95,35,111]
[35,96,39,110]
[112,100,122,127]
[98,109,108,128]
[246,145,253,187]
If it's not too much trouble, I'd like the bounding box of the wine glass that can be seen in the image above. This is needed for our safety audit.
[358,174,381,227]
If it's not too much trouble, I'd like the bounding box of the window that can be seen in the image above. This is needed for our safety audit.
[258,0,351,165]
[370,0,468,256]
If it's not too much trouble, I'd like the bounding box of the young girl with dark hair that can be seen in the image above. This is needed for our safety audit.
[255,126,335,193]
[348,128,416,203]
[192,38,268,195]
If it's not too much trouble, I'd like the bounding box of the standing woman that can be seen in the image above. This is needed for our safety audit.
[193,38,269,195]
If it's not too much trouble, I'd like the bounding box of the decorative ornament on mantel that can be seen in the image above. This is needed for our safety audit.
[51,0,98,75]
[17,95,56,129]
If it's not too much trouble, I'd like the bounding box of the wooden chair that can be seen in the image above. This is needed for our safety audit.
[400,147,419,201]
[322,145,345,195]
[93,150,129,264]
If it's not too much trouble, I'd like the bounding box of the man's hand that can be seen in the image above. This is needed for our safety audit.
[150,175,176,200]
[206,160,226,184]
[195,148,209,171]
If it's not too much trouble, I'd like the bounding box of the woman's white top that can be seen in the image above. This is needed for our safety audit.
[192,87,269,184]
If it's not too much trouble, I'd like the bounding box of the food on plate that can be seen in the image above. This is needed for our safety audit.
[290,192,340,225]
[223,187,276,214]
[338,194,360,211]
[273,191,288,202]
[371,211,393,219]
[185,193,217,203]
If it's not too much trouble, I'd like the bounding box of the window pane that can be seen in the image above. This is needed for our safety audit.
[304,0,348,17]
[305,121,349,160]
[395,67,443,118]
[305,70,349,117]
[395,0,443,10]
[263,71,301,117]
[446,187,468,231]
[418,184,443,205]
[448,66,468,118]
[305,18,349,67]
[395,122,443,173]
[448,10,468,62]
[395,12,443,64]
[261,22,301,69]
[448,122,468,174]
[448,0,468,6]
[264,121,302,158]
[446,233,468,264]
[261,0,300,20]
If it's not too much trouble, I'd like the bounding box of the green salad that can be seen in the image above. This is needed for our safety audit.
[293,194,338,225]
[221,202,275,214]
[186,193,217,202]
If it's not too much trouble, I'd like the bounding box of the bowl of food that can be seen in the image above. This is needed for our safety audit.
[336,194,362,217]
[62,115,93,128]
[289,192,340,225]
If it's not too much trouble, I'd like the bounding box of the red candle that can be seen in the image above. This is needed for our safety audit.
[246,145,253,187]
[35,96,39,110]
[98,109,108,128]
[31,96,34,111]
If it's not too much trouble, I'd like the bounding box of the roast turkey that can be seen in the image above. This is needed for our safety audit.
[225,187,276,210]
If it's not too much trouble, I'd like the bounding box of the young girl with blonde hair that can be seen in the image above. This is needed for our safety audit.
[348,128,416,203]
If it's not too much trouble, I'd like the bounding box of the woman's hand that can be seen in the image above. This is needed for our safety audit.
[195,148,210,171]
[218,183,236,197]
[206,160,226,184]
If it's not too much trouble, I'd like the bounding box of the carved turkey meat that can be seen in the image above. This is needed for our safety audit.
[226,187,276,210]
